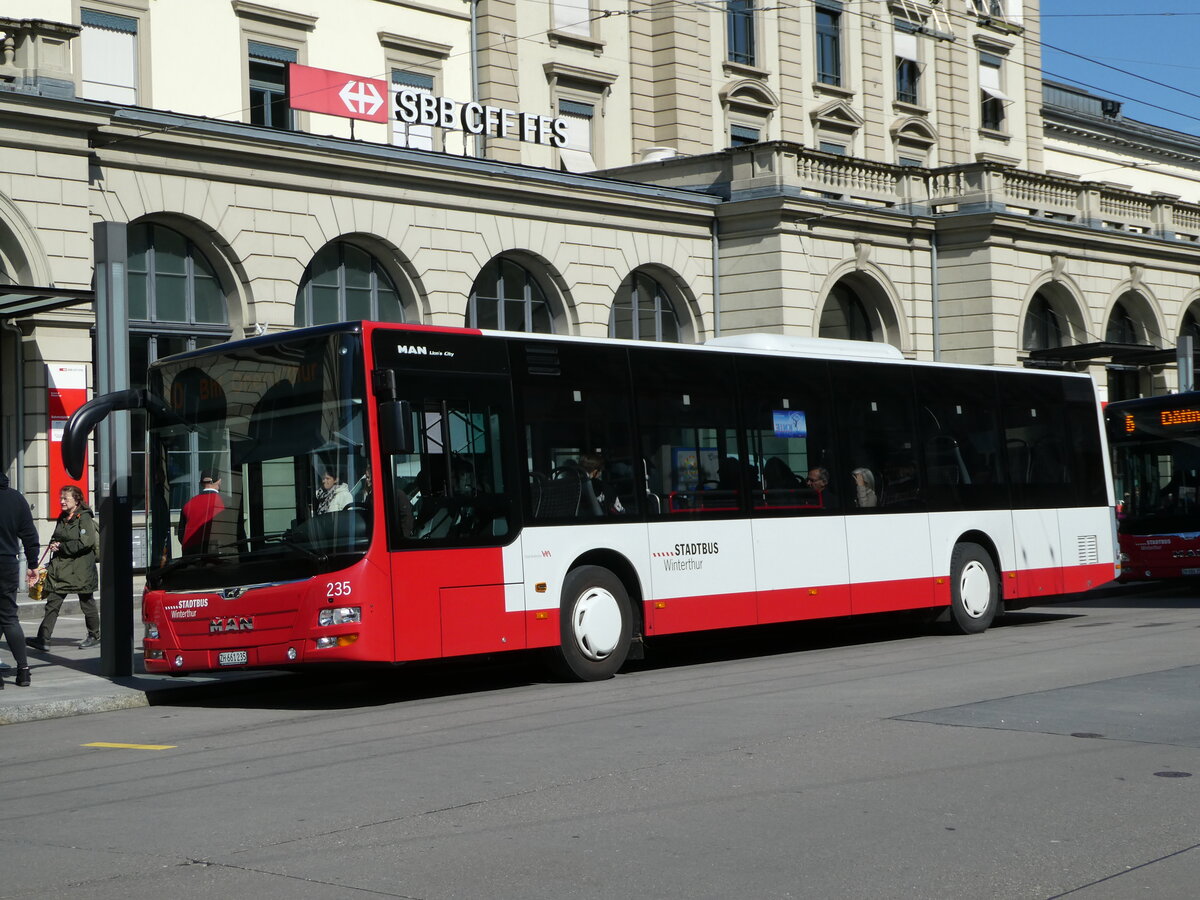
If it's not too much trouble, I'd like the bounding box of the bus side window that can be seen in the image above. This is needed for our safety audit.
[736,356,834,514]
[385,398,511,546]
[833,363,921,512]
[632,349,741,518]
[999,374,1077,509]
[914,368,1007,512]
[514,342,637,523]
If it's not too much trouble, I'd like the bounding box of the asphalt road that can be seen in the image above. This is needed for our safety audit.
[3,582,1199,900]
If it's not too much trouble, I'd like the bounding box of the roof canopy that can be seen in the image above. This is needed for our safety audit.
[0,284,94,318]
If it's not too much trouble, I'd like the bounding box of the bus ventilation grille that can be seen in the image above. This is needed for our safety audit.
[526,345,561,376]
[1077,535,1099,566]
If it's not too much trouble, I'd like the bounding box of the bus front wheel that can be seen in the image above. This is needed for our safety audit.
[948,542,999,635]
[553,565,632,681]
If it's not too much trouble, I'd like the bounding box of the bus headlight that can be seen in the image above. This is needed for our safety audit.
[315,634,359,649]
[145,623,160,640]
[319,607,361,627]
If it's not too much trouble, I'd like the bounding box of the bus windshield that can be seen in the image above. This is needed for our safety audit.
[145,329,369,589]
[1114,434,1200,535]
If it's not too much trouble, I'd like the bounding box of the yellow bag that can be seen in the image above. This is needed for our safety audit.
[29,567,47,601]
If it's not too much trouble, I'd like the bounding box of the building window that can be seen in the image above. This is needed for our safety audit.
[816,6,843,87]
[610,271,680,342]
[392,70,435,150]
[1023,292,1066,352]
[467,259,554,333]
[970,0,1013,20]
[727,0,756,66]
[818,140,847,155]
[730,124,761,147]
[248,41,295,130]
[127,222,231,513]
[1106,301,1140,345]
[551,0,592,38]
[128,223,227,325]
[558,98,596,172]
[1181,307,1200,344]
[894,29,920,105]
[80,9,138,104]
[819,283,873,341]
[979,52,1008,132]
[294,242,405,327]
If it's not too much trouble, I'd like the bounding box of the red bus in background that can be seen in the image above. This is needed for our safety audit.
[1106,392,1200,581]
[88,322,1115,680]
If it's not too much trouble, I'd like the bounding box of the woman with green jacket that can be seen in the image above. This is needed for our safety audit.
[26,485,99,652]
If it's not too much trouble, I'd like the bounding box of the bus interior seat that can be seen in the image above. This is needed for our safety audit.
[416,503,455,539]
[924,435,963,486]
[535,466,584,518]
[1030,438,1068,483]
[1006,438,1030,484]
[762,456,802,489]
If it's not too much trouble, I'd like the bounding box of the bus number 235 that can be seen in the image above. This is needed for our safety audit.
[326,581,352,598]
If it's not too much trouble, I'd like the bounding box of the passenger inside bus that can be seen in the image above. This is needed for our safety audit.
[579,451,626,516]
[806,466,837,509]
[851,467,878,508]
[316,466,352,514]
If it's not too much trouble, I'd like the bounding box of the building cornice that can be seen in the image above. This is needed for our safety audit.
[1044,108,1200,169]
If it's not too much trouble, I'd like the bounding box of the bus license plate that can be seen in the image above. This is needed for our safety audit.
[1184,568,1200,576]
[218,650,248,666]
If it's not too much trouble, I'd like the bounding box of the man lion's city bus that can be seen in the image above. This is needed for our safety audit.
[1106,392,1200,582]
[66,323,1117,680]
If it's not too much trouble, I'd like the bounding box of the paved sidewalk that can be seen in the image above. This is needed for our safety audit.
[0,605,280,726]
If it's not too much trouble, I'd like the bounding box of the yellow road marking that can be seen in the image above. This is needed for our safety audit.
[82,742,177,750]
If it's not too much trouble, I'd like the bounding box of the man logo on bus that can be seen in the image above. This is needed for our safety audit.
[210,616,255,633]
[397,344,429,355]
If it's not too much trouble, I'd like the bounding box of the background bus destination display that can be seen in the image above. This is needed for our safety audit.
[1121,408,1200,433]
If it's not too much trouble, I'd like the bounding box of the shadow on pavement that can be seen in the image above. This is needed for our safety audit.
[153,605,1083,714]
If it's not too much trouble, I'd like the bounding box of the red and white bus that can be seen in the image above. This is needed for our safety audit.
[73,323,1117,679]
[1106,392,1200,581]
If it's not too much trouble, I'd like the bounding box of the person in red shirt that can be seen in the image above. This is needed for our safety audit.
[177,471,225,554]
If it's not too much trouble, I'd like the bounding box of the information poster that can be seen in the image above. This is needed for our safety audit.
[47,363,89,518]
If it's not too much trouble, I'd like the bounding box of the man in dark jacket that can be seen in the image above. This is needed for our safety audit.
[0,472,37,687]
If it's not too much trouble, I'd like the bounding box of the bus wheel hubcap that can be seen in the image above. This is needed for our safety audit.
[572,588,621,660]
[959,561,991,618]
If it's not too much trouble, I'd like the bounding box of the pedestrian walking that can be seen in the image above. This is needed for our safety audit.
[26,485,99,652]
[0,472,36,687]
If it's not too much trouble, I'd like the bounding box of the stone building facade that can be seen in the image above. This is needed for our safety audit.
[1,0,1199,534]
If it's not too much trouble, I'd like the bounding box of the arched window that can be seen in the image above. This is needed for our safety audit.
[467,258,553,333]
[127,222,232,517]
[129,222,226,325]
[819,282,874,341]
[1106,301,1140,344]
[610,271,680,342]
[295,242,405,326]
[1181,306,1200,344]
[1023,291,1066,351]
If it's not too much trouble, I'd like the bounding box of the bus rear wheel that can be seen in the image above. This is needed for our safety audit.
[947,542,999,635]
[553,565,632,681]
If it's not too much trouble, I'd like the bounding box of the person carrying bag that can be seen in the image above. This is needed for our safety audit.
[26,485,99,652]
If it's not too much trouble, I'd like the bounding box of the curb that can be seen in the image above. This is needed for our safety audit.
[0,692,150,725]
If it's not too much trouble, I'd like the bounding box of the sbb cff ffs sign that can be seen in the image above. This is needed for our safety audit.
[287,63,568,146]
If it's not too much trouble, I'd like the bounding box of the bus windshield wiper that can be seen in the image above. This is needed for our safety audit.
[236,532,329,562]
[149,552,225,583]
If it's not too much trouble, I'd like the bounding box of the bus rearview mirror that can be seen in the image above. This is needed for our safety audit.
[379,400,414,455]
